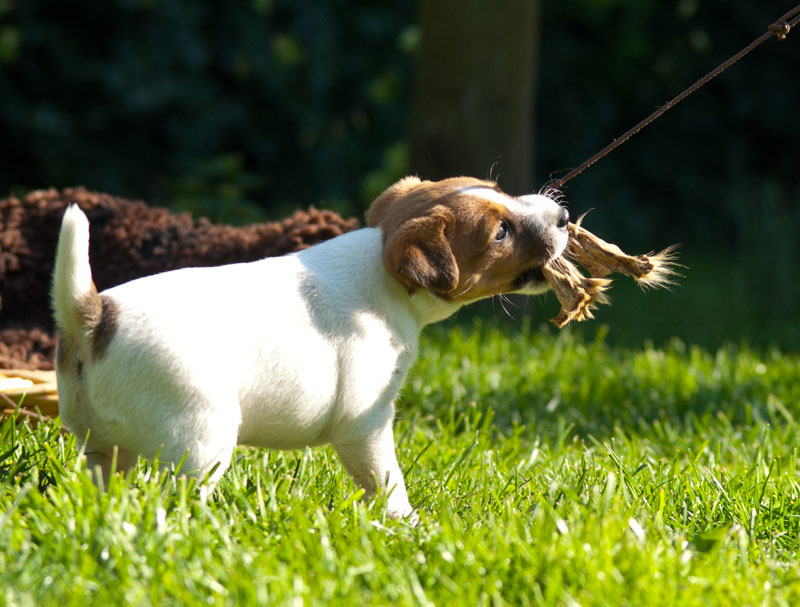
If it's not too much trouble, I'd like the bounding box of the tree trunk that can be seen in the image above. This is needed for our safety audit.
[410,0,539,195]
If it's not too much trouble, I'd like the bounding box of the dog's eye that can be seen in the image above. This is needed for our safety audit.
[495,220,509,242]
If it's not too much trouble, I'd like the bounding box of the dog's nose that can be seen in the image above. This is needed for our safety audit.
[557,207,569,228]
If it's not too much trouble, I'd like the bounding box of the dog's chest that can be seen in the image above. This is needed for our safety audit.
[235,309,416,450]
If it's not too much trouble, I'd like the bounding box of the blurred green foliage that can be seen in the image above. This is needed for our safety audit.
[0,0,417,222]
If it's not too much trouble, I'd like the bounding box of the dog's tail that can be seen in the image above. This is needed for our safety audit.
[52,205,102,341]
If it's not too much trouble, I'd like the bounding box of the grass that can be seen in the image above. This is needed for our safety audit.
[3,319,800,606]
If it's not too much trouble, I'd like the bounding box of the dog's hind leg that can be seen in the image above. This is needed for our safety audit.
[159,402,240,501]
[85,446,138,487]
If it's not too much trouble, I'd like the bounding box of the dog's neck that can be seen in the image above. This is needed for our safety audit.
[296,227,464,330]
[406,285,464,326]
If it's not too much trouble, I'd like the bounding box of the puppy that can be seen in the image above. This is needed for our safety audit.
[52,176,569,518]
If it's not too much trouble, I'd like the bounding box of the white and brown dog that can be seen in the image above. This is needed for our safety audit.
[52,176,569,519]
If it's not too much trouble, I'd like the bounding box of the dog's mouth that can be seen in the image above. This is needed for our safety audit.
[514,241,568,290]
[511,231,570,292]
[515,266,546,288]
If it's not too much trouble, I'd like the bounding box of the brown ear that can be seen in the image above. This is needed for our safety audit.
[365,176,423,227]
[384,213,459,295]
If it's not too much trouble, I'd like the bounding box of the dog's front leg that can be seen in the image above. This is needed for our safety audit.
[333,417,415,521]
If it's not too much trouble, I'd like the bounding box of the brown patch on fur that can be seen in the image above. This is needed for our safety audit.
[55,332,71,370]
[366,176,553,302]
[381,208,459,295]
[55,331,82,378]
[74,284,103,329]
[91,295,119,361]
[365,176,425,227]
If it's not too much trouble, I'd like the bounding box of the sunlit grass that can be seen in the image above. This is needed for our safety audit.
[2,321,800,606]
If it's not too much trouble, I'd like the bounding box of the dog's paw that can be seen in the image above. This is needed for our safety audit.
[402,509,421,526]
[386,498,418,525]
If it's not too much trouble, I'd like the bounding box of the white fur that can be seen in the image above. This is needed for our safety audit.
[52,205,94,337]
[53,183,568,519]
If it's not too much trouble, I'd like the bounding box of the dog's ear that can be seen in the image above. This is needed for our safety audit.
[365,176,423,227]
[383,212,459,295]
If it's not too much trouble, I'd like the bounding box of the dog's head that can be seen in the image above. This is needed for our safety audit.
[366,176,569,302]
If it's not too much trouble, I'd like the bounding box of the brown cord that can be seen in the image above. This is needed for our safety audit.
[551,4,800,189]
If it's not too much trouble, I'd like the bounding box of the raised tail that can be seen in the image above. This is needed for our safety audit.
[51,205,102,342]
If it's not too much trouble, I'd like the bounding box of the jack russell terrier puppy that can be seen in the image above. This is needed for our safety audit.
[52,176,569,519]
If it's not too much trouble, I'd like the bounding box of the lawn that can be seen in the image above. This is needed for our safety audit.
[3,315,800,606]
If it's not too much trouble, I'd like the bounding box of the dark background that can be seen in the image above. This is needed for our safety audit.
[1,1,798,348]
